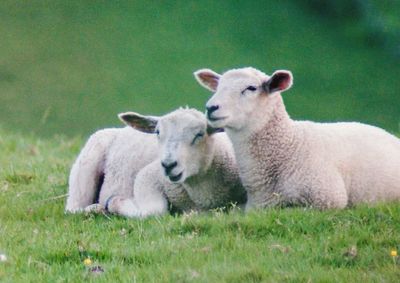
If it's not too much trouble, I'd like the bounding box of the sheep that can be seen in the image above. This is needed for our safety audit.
[194,67,400,210]
[65,126,158,213]
[65,107,246,217]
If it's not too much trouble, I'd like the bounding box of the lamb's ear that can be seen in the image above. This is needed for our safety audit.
[118,112,159,134]
[262,70,293,95]
[206,124,224,135]
[194,69,221,92]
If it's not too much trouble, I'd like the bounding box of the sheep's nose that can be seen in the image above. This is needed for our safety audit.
[161,161,177,175]
[206,105,219,119]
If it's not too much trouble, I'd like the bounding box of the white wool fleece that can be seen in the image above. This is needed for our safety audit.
[66,108,246,217]
[195,67,400,210]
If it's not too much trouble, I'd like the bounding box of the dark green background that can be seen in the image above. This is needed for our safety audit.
[0,0,399,137]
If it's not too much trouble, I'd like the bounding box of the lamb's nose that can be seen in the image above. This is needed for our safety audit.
[161,161,177,175]
[206,105,219,119]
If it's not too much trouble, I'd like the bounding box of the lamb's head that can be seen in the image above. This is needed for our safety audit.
[194,67,293,132]
[119,108,222,183]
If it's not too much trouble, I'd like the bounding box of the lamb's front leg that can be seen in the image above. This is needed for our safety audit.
[106,162,169,218]
[105,196,141,217]
[106,190,168,218]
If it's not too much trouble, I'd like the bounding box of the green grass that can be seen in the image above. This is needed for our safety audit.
[1,129,400,282]
[0,0,400,137]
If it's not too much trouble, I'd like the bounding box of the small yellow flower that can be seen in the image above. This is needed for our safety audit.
[83,258,92,266]
[391,250,397,257]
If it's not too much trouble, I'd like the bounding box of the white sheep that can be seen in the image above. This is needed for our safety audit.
[194,67,400,210]
[65,108,246,217]
[65,126,158,213]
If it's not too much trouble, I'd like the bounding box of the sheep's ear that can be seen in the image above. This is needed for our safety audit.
[194,69,221,92]
[262,70,293,95]
[206,125,224,135]
[118,112,159,134]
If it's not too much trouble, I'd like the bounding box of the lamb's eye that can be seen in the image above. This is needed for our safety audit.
[155,129,160,136]
[246,86,257,91]
[241,85,257,95]
[191,132,204,145]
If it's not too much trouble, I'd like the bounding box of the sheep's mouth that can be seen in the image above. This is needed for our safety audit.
[208,116,227,122]
[168,172,183,182]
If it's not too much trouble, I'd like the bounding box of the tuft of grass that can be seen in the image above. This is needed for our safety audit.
[1,129,400,282]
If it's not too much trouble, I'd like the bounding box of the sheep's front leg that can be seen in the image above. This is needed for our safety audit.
[106,189,168,218]
[105,196,141,217]
[107,162,169,218]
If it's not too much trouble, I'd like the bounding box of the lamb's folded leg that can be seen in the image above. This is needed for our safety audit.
[106,162,170,218]
[105,196,141,217]
[105,189,168,218]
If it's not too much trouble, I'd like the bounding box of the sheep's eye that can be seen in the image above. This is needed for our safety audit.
[241,85,257,95]
[191,132,204,145]
[155,129,160,136]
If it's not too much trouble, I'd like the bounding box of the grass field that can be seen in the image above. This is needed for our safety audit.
[0,129,399,282]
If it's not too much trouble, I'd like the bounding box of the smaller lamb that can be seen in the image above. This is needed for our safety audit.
[194,67,400,210]
[65,107,246,217]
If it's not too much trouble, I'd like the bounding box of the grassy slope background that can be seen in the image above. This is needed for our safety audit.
[0,0,400,281]
[0,0,399,137]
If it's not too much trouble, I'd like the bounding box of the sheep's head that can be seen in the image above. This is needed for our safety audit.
[119,108,223,184]
[194,67,293,132]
